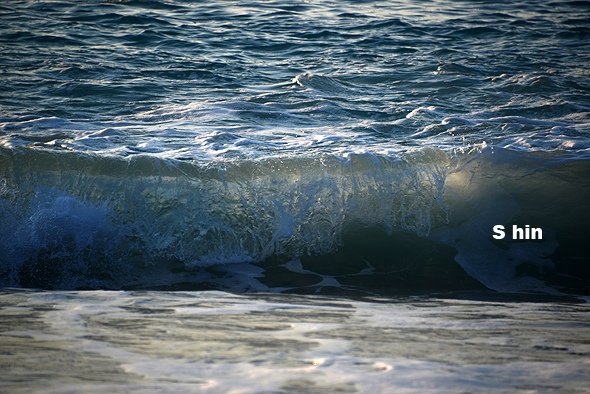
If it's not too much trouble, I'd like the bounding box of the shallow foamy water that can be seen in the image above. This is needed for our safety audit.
[1,290,588,393]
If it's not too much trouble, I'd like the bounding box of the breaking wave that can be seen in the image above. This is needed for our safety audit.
[1,146,588,295]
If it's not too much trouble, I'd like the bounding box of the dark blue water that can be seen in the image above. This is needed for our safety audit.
[1,1,589,294]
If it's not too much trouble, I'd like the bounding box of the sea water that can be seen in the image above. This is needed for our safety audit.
[1,0,589,392]
[1,290,589,393]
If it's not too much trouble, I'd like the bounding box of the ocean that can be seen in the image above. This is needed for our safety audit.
[1,0,589,392]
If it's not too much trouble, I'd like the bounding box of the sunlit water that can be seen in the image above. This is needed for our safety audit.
[1,1,590,391]
[1,290,589,393]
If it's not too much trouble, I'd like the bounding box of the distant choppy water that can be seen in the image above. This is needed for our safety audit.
[1,1,589,293]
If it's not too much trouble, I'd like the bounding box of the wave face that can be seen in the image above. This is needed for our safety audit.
[1,147,588,294]
[0,147,449,289]
[1,1,589,293]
